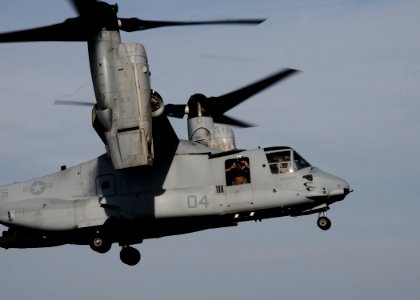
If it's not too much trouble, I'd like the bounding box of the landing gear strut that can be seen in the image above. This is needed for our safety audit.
[317,212,331,231]
[120,246,141,266]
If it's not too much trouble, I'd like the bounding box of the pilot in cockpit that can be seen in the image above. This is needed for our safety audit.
[268,152,291,174]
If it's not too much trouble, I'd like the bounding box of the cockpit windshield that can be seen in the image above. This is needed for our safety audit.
[265,148,311,174]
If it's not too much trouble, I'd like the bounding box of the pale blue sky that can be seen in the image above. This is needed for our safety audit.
[0,0,419,299]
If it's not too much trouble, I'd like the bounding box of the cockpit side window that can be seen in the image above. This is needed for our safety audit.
[266,149,311,175]
[225,157,251,186]
[294,151,311,171]
[266,150,292,174]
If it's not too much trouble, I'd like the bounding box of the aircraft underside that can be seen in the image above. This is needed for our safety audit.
[0,200,334,250]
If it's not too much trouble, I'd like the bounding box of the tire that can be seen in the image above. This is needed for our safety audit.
[120,246,141,266]
[317,216,332,231]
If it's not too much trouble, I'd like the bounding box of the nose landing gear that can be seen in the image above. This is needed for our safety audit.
[317,211,331,231]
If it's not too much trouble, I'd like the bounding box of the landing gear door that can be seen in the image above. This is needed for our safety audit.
[224,157,253,211]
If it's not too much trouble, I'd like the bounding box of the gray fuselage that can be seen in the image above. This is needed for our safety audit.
[0,140,350,248]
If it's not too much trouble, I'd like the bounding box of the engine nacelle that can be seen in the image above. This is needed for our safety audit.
[210,127,236,151]
[188,116,237,151]
[188,116,213,147]
[89,31,154,169]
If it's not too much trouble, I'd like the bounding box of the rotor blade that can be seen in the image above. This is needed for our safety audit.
[70,0,97,16]
[54,99,94,106]
[164,104,187,118]
[0,18,87,43]
[210,68,299,115]
[213,115,254,128]
[119,18,266,32]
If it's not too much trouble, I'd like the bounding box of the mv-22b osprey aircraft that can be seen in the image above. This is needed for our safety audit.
[0,0,352,266]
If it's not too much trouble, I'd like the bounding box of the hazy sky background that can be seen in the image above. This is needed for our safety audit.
[0,0,419,299]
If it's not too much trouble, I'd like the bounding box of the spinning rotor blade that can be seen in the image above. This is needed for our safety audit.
[0,18,87,42]
[119,18,266,32]
[210,68,299,116]
[54,99,94,106]
[0,1,117,43]
[212,115,254,128]
[0,0,264,43]
[164,104,187,119]
[70,0,98,16]
[164,68,299,127]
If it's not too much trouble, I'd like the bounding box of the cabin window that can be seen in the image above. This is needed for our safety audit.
[225,157,251,186]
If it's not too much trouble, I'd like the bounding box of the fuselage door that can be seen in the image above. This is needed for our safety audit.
[224,157,254,211]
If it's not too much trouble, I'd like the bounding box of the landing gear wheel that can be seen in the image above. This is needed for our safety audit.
[90,236,112,254]
[120,246,141,266]
[317,216,332,231]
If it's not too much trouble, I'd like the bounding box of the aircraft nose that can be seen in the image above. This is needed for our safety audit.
[336,178,352,198]
[342,180,352,196]
[325,176,352,199]
[305,168,352,201]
